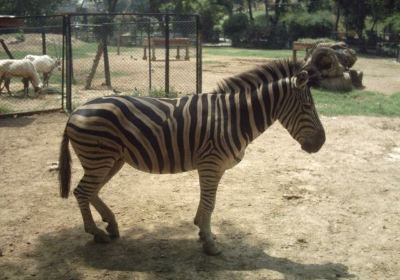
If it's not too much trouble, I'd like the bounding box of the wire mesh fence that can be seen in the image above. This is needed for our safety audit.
[0,13,201,116]
[0,16,64,116]
[67,13,201,110]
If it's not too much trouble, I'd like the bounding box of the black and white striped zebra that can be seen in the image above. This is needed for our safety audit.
[59,58,326,255]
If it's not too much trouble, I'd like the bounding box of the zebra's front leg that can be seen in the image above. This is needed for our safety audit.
[194,167,224,255]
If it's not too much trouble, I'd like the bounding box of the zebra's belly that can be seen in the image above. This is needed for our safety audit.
[122,147,197,174]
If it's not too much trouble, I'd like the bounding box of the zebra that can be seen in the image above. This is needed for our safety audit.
[59,58,326,256]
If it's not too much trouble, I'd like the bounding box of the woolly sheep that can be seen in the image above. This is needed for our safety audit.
[0,59,43,96]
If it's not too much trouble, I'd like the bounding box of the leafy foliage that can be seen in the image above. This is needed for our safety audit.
[222,13,249,46]
[283,10,334,42]
[0,0,68,16]
[384,13,400,33]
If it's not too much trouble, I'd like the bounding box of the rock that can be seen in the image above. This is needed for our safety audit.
[48,162,59,172]
[283,194,303,200]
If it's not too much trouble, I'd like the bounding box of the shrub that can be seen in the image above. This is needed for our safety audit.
[282,10,334,42]
[222,13,249,46]
[15,30,25,42]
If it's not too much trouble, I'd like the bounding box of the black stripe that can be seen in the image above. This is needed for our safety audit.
[261,85,272,126]
[174,96,189,172]
[68,136,120,153]
[209,94,217,139]
[229,93,241,151]
[199,94,208,147]
[120,96,165,126]
[188,94,198,161]
[238,87,252,143]
[68,122,123,146]
[78,154,115,161]
[271,82,280,119]
[215,96,228,158]
[220,95,236,158]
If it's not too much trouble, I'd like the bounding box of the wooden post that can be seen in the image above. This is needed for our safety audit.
[84,42,103,89]
[117,24,121,55]
[0,39,14,58]
[103,36,111,88]
[41,30,47,55]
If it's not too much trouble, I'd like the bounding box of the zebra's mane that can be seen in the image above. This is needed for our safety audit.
[212,59,305,94]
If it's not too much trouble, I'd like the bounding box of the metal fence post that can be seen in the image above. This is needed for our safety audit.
[61,15,66,110]
[196,15,202,94]
[65,15,73,113]
[165,14,170,97]
[147,18,152,94]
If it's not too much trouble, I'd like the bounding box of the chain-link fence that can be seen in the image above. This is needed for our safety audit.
[65,13,201,111]
[0,13,202,116]
[0,15,64,116]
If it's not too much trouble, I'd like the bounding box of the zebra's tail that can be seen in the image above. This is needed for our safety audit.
[59,127,71,199]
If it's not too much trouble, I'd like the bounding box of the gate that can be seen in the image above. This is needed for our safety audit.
[0,13,202,117]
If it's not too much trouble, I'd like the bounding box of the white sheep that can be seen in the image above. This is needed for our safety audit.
[24,55,61,87]
[0,59,43,96]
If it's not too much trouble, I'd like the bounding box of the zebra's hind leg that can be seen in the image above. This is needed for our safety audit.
[90,159,125,239]
[194,166,224,255]
[91,196,120,239]
[73,176,111,243]
[74,159,124,243]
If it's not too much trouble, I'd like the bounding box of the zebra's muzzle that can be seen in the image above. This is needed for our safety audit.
[301,129,325,153]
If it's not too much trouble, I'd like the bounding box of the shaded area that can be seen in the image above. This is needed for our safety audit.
[0,115,36,127]
[2,222,356,279]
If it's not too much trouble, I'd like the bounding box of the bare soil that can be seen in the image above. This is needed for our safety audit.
[1,110,400,280]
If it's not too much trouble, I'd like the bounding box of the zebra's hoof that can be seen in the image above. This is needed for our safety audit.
[93,232,111,243]
[203,242,221,256]
[106,224,120,239]
[199,231,217,241]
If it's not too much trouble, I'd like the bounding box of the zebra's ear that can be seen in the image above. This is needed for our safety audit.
[294,70,309,89]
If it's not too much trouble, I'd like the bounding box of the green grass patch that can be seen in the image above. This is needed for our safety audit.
[0,104,13,114]
[132,87,179,98]
[203,47,303,59]
[313,89,400,117]
[71,42,100,59]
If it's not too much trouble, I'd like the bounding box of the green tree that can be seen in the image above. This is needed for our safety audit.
[0,0,69,16]
[336,0,370,50]
[160,0,228,42]
[223,12,249,45]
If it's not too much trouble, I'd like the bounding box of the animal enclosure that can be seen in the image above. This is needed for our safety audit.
[0,13,201,116]
[0,15,64,116]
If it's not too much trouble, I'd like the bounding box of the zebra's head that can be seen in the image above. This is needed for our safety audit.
[278,67,325,154]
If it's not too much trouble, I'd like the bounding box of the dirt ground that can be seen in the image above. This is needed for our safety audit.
[1,53,400,280]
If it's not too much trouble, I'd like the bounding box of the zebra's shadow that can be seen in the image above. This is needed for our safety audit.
[27,222,355,279]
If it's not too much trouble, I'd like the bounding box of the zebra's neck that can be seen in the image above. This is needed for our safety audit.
[211,61,301,145]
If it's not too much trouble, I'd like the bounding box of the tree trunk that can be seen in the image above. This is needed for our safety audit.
[264,0,269,22]
[335,4,340,33]
[85,42,104,90]
[248,0,254,22]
